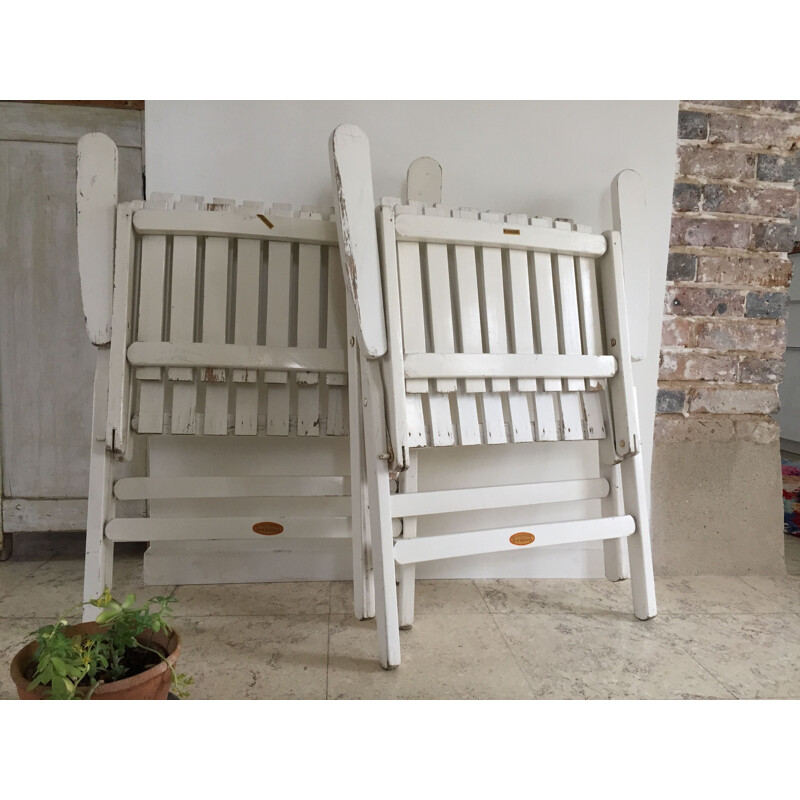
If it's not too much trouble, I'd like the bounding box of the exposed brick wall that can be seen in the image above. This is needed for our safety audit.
[656,100,800,438]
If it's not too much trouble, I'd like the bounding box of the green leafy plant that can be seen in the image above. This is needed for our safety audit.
[26,589,193,700]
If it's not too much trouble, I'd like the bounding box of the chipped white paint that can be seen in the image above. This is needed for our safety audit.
[76,156,369,619]
[329,124,387,358]
[330,124,657,667]
[76,133,118,346]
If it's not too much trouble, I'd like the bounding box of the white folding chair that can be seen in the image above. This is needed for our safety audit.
[330,123,657,669]
[77,132,372,621]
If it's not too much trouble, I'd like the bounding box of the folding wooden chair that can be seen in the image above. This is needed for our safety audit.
[330,124,657,669]
[77,132,372,621]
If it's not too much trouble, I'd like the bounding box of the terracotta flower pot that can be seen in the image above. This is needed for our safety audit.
[10,621,181,700]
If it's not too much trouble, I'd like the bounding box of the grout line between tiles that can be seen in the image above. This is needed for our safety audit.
[486,612,539,698]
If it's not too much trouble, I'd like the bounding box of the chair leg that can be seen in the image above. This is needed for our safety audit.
[600,461,630,581]
[348,340,375,620]
[83,349,116,620]
[361,359,401,668]
[397,451,419,629]
[621,451,657,620]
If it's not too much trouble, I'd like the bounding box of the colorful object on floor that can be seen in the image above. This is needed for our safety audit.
[781,458,800,536]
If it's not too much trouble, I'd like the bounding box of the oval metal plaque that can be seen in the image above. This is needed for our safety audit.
[253,521,284,536]
[509,532,535,546]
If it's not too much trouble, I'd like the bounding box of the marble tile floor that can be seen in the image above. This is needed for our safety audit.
[1,532,799,700]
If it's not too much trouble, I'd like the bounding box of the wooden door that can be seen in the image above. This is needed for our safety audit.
[0,102,143,554]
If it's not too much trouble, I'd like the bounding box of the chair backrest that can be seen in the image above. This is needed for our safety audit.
[105,195,349,457]
[374,198,638,471]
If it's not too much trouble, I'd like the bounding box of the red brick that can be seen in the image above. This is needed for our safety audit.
[659,352,738,381]
[677,145,756,180]
[696,253,792,288]
[702,184,799,218]
[670,217,751,249]
[707,113,800,149]
[664,287,744,317]
[694,319,786,353]
[687,386,779,414]
[738,357,784,384]
[661,317,693,347]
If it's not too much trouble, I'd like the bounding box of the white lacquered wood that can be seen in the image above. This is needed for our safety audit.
[329,124,388,358]
[76,133,118,346]
[201,235,230,435]
[397,236,428,395]
[265,222,292,435]
[168,214,199,435]
[136,200,170,434]
[424,207,457,393]
[559,392,585,441]
[612,169,648,363]
[296,211,323,436]
[574,222,604,390]
[599,231,636,459]
[601,460,630,582]
[233,233,262,435]
[107,202,141,454]
[403,352,616,380]
[395,213,607,257]
[83,349,115,618]
[582,391,607,440]
[107,515,351,542]
[479,211,510,394]
[393,515,635,565]
[533,392,558,441]
[390,477,609,518]
[397,451,419,629]
[132,208,337,244]
[326,246,349,436]
[114,475,348,500]
[530,217,562,393]
[361,356,401,668]
[407,157,442,205]
[553,220,585,392]
[128,342,347,373]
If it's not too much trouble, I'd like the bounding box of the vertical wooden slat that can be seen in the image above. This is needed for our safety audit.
[326,243,348,436]
[265,204,293,436]
[529,216,559,441]
[553,219,585,393]
[395,203,427,448]
[451,207,483,445]
[232,202,263,435]
[478,211,508,444]
[135,196,171,433]
[575,222,604,390]
[422,206,454,446]
[201,217,231,435]
[168,197,200,434]
[296,210,323,436]
[504,212,534,442]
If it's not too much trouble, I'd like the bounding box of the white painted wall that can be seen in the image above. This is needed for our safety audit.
[144,100,678,581]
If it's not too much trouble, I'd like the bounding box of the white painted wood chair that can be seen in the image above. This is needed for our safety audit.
[330,124,657,669]
[77,132,372,621]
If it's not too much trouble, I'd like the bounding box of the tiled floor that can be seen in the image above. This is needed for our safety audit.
[2,532,799,700]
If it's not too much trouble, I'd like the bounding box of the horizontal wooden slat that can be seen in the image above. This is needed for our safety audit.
[132,210,338,244]
[390,478,609,518]
[128,342,348,373]
[106,515,351,542]
[395,214,607,257]
[403,353,616,380]
[393,515,636,565]
[114,475,349,500]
